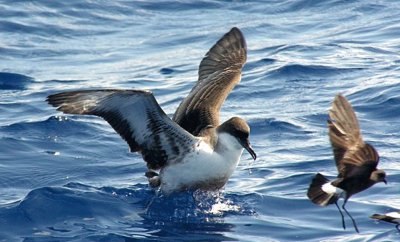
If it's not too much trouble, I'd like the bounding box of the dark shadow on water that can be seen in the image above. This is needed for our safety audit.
[0,72,34,90]
[0,183,254,241]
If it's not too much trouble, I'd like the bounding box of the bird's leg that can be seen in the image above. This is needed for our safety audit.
[335,201,346,230]
[144,192,158,213]
[342,199,359,233]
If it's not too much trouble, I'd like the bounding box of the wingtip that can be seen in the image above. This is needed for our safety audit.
[333,93,348,105]
[46,92,63,107]
[334,93,344,99]
[229,26,246,50]
[215,27,246,53]
[45,95,51,104]
[328,92,360,140]
[229,27,243,36]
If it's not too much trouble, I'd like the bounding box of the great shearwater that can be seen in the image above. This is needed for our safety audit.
[371,212,400,231]
[307,94,386,233]
[47,27,256,195]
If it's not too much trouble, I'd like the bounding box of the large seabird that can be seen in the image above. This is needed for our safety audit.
[307,94,386,233]
[47,27,256,195]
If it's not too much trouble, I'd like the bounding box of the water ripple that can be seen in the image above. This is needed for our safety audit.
[0,72,34,90]
[1,0,400,241]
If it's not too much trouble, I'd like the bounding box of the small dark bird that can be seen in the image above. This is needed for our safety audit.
[47,27,256,195]
[307,94,387,233]
[371,212,400,231]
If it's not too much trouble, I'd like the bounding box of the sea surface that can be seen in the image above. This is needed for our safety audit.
[1,0,400,241]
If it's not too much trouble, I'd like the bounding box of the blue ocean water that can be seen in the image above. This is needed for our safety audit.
[1,0,400,241]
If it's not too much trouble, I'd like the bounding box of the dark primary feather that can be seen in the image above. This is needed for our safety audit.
[371,213,400,231]
[47,89,197,170]
[328,94,379,178]
[371,213,400,224]
[173,27,247,135]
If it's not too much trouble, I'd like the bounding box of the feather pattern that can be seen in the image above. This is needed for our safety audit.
[173,27,247,135]
[47,89,197,170]
[308,94,385,233]
[328,94,379,178]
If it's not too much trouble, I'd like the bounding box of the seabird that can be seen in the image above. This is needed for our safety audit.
[47,27,256,195]
[371,212,400,231]
[307,94,386,233]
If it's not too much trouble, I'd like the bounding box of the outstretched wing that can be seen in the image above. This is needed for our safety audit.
[173,27,247,135]
[47,89,197,170]
[328,94,379,177]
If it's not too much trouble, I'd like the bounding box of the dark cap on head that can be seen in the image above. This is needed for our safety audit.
[218,117,256,160]
[370,169,387,184]
[218,117,250,137]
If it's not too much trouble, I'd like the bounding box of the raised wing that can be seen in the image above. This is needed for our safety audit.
[173,27,247,135]
[328,94,378,177]
[47,89,197,170]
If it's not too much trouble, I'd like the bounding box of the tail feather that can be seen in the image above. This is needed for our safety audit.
[307,173,339,206]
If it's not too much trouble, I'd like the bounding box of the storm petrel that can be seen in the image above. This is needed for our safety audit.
[307,94,386,233]
[47,27,256,195]
[371,212,400,231]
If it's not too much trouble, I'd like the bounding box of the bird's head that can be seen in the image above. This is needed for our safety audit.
[370,169,387,184]
[217,117,257,160]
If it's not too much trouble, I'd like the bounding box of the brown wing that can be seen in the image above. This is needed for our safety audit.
[173,27,247,135]
[47,90,197,170]
[328,94,378,177]
[340,143,380,178]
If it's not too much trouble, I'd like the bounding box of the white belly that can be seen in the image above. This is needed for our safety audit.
[159,139,243,194]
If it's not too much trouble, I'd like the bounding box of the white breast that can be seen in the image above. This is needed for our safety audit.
[159,133,244,194]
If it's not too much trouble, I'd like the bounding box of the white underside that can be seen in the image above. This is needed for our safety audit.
[159,133,244,194]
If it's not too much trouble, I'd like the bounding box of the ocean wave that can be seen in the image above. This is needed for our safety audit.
[250,118,312,136]
[350,84,400,119]
[268,64,363,80]
[0,183,258,241]
[0,72,34,90]
[1,0,400,240]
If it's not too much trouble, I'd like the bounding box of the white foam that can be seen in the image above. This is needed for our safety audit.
[208,201,241,215]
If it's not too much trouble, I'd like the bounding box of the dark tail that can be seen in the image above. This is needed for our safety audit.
[307,173,339,206]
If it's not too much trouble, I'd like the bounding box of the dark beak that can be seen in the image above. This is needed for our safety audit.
[383,179,387,185]
[241,138,257,160]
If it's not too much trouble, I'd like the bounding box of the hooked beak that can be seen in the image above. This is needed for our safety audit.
[383,179,387,185]
[241,138,257,160]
